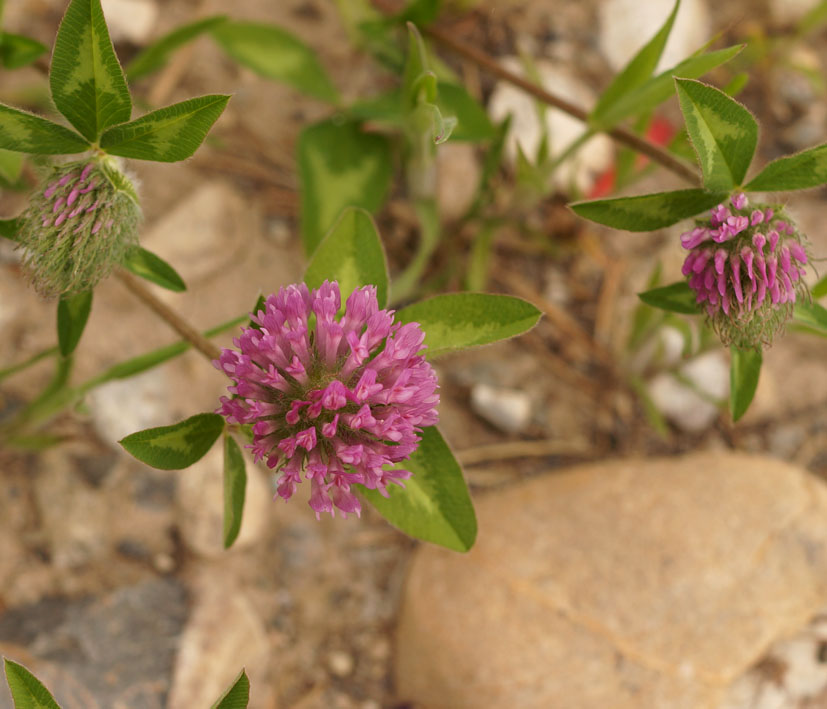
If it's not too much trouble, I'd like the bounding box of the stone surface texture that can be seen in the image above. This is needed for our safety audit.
[395,454,827,708]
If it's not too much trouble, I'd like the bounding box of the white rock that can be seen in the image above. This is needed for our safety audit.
[101,0,158,44]
[599,0,710,73]
[769,0,822,25]
[723,615,827,708]
[647,350,728,433]
[487,59,613,195]
[471,383,533,434]
[88,368,172,445]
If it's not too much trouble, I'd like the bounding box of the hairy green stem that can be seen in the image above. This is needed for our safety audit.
[1,314,246,438]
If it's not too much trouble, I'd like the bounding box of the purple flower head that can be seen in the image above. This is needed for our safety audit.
[17,158,141,297]
[679,193,810,349]
[215,281,439,519]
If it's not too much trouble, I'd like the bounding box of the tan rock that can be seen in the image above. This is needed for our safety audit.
[176,445,272,557]
[141,181,250,285]
[436,142,480,222]
[395,454,827,708]
[168,568,273,709]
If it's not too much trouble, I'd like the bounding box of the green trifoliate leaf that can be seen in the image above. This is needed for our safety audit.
[123,247,186,292]
[4,658,61,709]
[50,0,132,142]
[596,44,744,128]
[395,293,542,358]
[211,669,250,709]
[675,78,758,190]
[361,426,477,552]
[57,290,93,356]
[638,281,701,314]
[222,435,247,549]
[0,32,48,69]
[0,103,91,154]
[99,94,230,162]
[570,189,727,231]
[211,21,338,103]
[119,413,225,470]
[298,118,392,256]
[591,0,680,126]
[126,15,228,80]
[304,207,389,308]
[730,346,761,422]
[744,143,827,192]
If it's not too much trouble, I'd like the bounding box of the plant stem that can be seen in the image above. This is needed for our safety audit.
[115,269,222,361]
[424,24,701,187]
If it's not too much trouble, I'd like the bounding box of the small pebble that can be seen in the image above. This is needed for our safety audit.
[328,650,355,678]
[471,384,533,434]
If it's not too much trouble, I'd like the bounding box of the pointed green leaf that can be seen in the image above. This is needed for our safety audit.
[211,21,338,103]
[435,81,494,141]
[793,301,827,335]
[591,0,680,124]
[570,189,726,231]
[99,94,229,162]
[744,143,827,192]
[0,32,48,69]
[57,290,93,356]
[0,103,91,154]
[730,346,761,422]
[50,0,132,141]
[4,658,61,709]
[223,435,247,549]
[395,293,542,358]
[675,78,758,190]
[597,44,744,128]
[812,275,827,300]
[298,118,392,256]
[361,426,476,552]
[119,413,225,470]
[211,669,250,709]
[304,207,389,308]
[403,23,432,108]
[126,15,228,80]
[638,281,701,314]
[123,247,186,292]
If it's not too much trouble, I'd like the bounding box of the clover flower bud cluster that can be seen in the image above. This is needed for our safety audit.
[680,193,809,349]
[215,281,439,519]
[18,158,140,297]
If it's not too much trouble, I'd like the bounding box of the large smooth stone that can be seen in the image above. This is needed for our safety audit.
[395,454,827,708]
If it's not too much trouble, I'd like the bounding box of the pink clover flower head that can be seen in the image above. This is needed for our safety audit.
[679,193,811,349]
[215,281,439,519]
[17,158,141,297]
